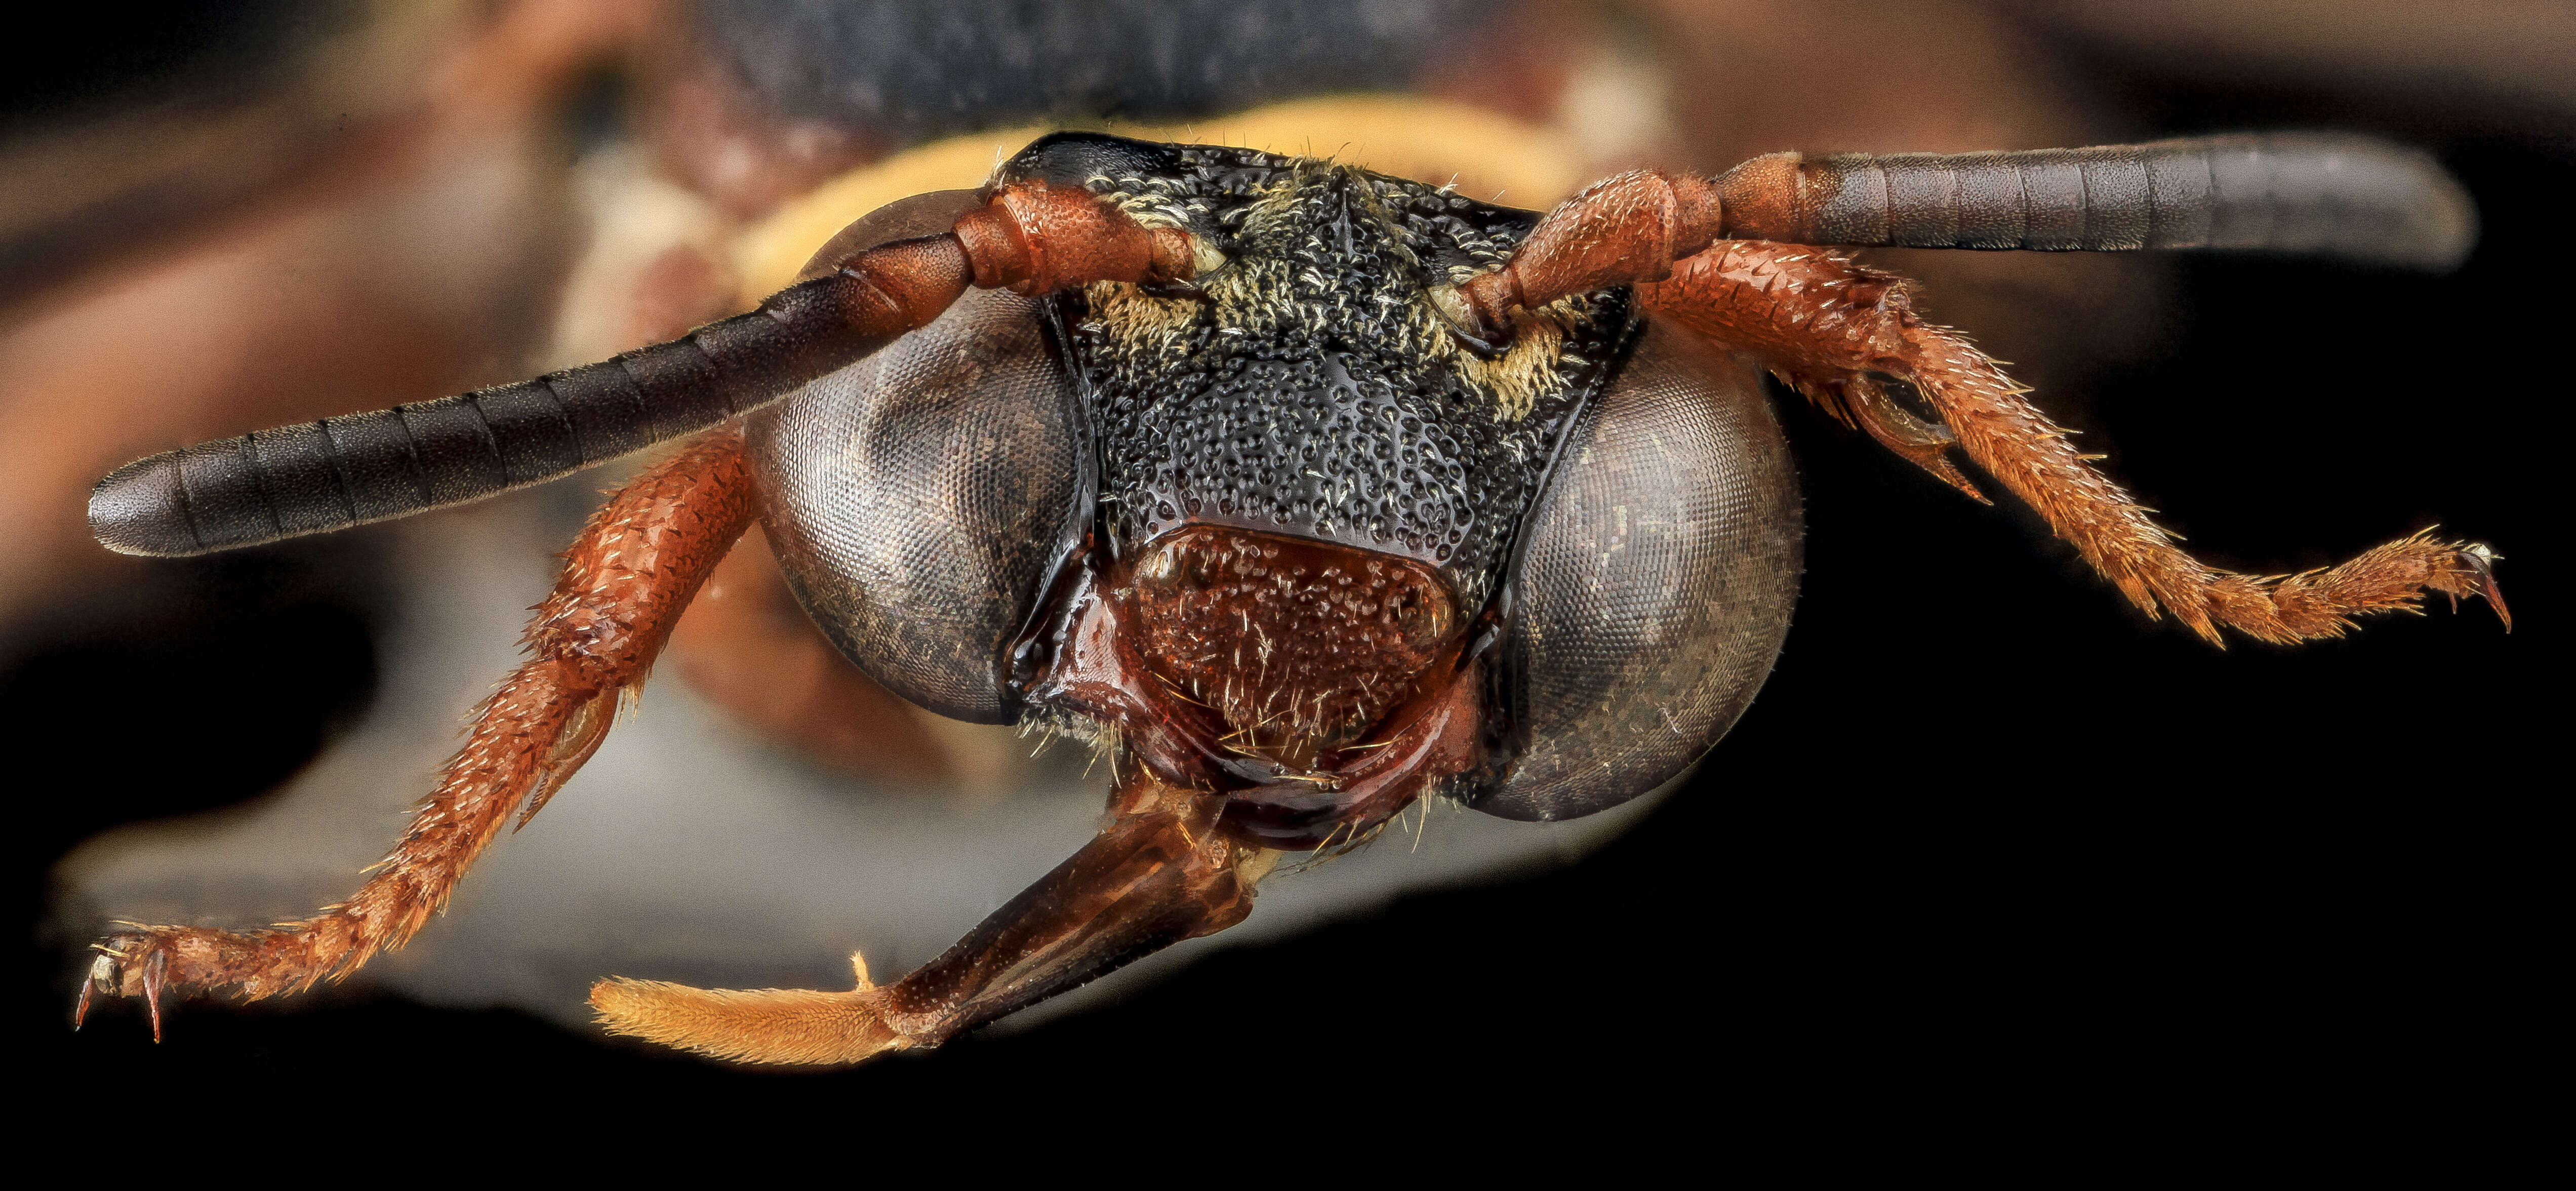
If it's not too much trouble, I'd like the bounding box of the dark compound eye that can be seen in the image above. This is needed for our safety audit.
[1469,323,1803,821]
[747,200,1090,724]
[748,286,1083,724]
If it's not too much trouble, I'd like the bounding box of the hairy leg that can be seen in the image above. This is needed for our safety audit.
[79,429,758,1038]
[592,766,1278,1065]
[1637,242,2507,645]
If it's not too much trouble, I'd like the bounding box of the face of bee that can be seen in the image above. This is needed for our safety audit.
[987,133,1638,772]
[1014,134,1636,615]
[754,132,1794,832]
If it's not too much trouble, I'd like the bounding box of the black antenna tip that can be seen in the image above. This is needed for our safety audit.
[90,452,204,557]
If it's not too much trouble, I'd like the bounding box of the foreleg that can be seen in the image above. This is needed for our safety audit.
[1634,243,2506,644]
[588,657,1491,1065]
[1453,152,2504,645]
[591,769,1277,1065]
[79,430,758,1037]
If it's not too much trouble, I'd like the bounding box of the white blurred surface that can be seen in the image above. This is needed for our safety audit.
[56,480,1656,1035]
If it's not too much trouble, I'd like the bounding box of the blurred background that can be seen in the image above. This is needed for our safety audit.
[8,0,2555,1152]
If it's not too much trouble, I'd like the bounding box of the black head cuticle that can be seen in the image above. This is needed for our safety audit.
[1049,136,1635,612]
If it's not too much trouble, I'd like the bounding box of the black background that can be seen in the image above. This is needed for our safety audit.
[10,16,2551,1159]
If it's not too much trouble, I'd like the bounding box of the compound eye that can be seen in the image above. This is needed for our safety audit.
[1469,324,1803,821]
[751,198,1088,725]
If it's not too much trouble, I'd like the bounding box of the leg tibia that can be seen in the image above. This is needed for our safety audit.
[1894,325,2505,643]
[82,431,757,1035]
[591,954,904,1066]
[1639,242,2507,645]
[591,769,1275,1065]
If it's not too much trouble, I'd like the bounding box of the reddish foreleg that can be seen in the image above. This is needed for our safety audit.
[79,430,758,1037]
[1635,244,2505,643]
[75,175,1213,1038]
[1461,172,2506,645]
